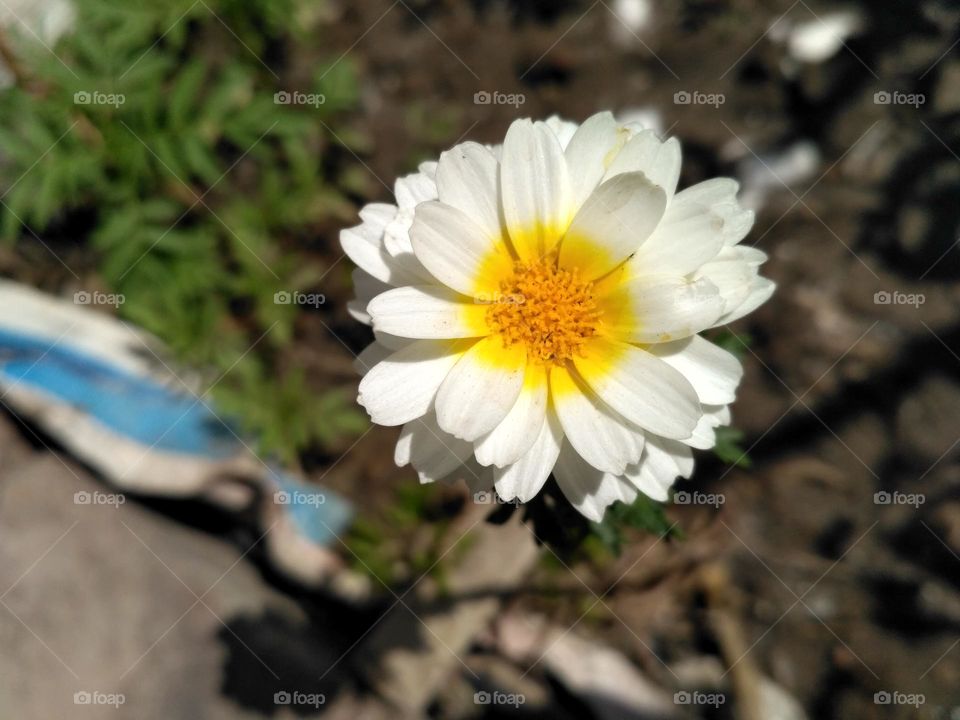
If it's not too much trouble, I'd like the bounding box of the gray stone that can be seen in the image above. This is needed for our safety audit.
[896,375,960,466]
[0,454,324,719]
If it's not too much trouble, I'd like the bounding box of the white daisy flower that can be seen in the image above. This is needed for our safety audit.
[341,112,774,521]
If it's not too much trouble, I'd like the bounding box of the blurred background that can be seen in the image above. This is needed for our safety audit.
[0,0,958,718]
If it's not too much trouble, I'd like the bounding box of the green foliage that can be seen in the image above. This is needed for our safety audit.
[713,425,752,468]
[711,328,752,360]
[343,517,395,584]
[343,483,463,589]
[0,0,366,461]
[590,494,681,557]
[214,365,367,465]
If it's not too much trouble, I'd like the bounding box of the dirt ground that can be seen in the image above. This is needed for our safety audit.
[315,1,960,717]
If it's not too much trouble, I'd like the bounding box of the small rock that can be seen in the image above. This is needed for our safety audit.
[935,61,960,117]
[896,375,960,466]
[758,676,809,720]
[769,11,863,64]
[493,613,680,719]
[669,655,726,689]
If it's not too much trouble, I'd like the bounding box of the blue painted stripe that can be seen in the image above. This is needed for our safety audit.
[0,328,238,457]
[0,327,353,544]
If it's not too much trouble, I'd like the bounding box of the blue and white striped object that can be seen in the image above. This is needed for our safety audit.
[0,280,352,584]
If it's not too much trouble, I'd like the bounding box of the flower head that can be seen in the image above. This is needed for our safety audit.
[341,112,774,521]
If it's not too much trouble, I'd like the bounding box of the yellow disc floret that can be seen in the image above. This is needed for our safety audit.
[485,255,601,364]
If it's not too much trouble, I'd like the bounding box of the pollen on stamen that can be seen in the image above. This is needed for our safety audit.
[485,255,601,364]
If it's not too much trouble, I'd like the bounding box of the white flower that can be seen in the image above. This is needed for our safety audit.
[341,112,774,521]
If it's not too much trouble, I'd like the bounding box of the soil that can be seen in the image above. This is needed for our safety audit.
[313,1,960,717]
[4,0,960,718]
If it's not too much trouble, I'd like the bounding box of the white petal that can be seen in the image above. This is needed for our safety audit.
[675,178,738,206]
[559,172,667,280]
[740,247,768,265]
[686,403,731,450]
[435,336,526,441]
[347,269,391,324]
[367,285,488,339]
[710,404,732,426]
[381,175,437,282]
[663,437,695,478]
[672,178,754,245]
[395,170,438,208]
[359,202,397,228]
[544,115,579,149]
[626,462,670,502]
[395,412,474,482]
[383,214,433,281]
[716,276,776,325]
[553,444,636,522]
[417,160,438,182]
[564,111,629,210]
[493,410,563,502]
[346,301,368,325]
[601,276,724,344]
[358,339,469,426]
[619,480,639,505]
[373,329,413,351]
[626,197,726,277]
[648,335,743,405]
[718,203,755,246]
[550,364,644,475]
[574,337,700,440]
[500,119,573,261]
[353,341,393,376]
[410,200,513,296]
[341,217,420,286]
[626,436,694,500]
[474,364,548,468]
[437,142,503,240]
[603,130,681,201]
[694,247,756,314]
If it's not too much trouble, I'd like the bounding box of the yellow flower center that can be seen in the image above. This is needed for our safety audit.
[485,255,601,365]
